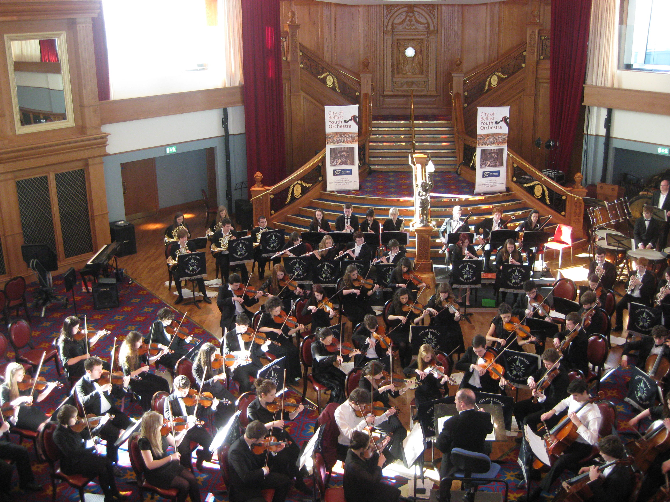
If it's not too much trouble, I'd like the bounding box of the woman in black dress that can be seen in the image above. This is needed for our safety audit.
[386,288,430,367]
[403,344,452,406]
[312,327,359,404]
[485,303,523,352]
[164,212,190,246]
[425,283,465,355]
[390,257,427,298]
[1,362,56,432]
[309,209,331,233]
[339,264,379,328]
[352,314,392,369]
[57,315,107,383]
[137,411,200,502]
[257,296,304,383]
[302,284,336,332]
[382,207,404,233]
[247,378,310,493]
[192,342,236,428]
[118,331,170,412]
[309,234,338,265]
[207,205,229,236]
[261,263,305,314]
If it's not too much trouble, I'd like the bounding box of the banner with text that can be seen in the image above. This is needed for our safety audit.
[325,105,359,191]
[475,106,509,194]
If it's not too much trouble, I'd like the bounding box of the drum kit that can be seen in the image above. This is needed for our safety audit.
[588,197,632,253]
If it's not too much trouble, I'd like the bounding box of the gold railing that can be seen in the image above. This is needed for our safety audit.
[299,44,361,104]
[410,90,415,153]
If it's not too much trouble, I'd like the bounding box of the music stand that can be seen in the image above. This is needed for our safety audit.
[627,302,660,337]
[363,232,380,252]
[474,391,514,431]
[499,264,531,293]
[651,207,668,222]
[522,231,552,271]
[503,350,541,389]
[381,231,408,248]
[64,267,77,316]
[451,259,483,323]
[284,257,312,284]
[209,411,242,453]
[624,366,660,411]
[490,230,519,251]
[410,325,452,354]
[525,317,559,343]
[375,263,396,289]
[257,356,285,389]
[312,260,341,286]
[446,232,474,245]
[260,229,286,258]
[177,252,206,308]
[300,231,323,250]
[328,231,355,246]
[552,296,580,316]
[229,236,254,265]
[188,237,208,250]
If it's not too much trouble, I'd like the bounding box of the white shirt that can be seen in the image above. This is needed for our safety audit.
[334,400,390,446]
[659,192,667,210]
[93,380,112,414]
[229,285,244,314]
[552,395,602,445]
[353,244,363,258]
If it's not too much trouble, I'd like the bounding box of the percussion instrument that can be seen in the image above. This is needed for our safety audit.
[591,205,610,227]
[593,228,623,241]
[627,249,667,261]
[613,197,632,221]
[606,200,622,223]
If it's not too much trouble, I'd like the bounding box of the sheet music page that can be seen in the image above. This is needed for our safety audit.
[549,311,565,319]
[402,421,425,467]
[338,361,355,375]
[299,429,320,472]
[437,415,451,434]
[524,424,550,466]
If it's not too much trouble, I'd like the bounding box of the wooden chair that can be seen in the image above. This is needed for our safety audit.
[0,332,31,381]
[128,435,179,501]
[553,277,577,301]
[8,319,61,376]
[586,335,609,392]
[202,189,218,228]
[313,451,344,502]
[578,400,617,467]
[0,291,7,326]
[151,391,169,414]
[4,276,30,321]
[545,224,573,268]
[300,335,328,412]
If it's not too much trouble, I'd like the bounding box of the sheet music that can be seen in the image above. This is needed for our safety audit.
[524,424,550,466]
[299,428,320,472]
[338,361,355,375]
[402,421,425,467]
[549,310,565,319]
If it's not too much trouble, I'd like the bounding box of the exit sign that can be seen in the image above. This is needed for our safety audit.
[166,145,177,155]
[659,147,670,156]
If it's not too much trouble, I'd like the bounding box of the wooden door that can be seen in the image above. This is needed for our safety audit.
[121,158,158,220]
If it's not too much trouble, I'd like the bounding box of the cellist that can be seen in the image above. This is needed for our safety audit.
[526,378,602,502]
[621,324,670,370]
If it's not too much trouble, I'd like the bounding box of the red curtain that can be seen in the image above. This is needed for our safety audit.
[92,7,111,101]
[241,0,286,191]
[39,39,59,63]
[549,0,592,173]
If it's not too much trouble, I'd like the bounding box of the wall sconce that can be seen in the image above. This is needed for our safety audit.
[405,46,416,58]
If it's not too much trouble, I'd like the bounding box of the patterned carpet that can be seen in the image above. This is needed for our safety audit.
[333,171,475,198]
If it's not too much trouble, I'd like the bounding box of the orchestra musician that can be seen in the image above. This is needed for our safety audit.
[57,315,108,383]
[613,257,655,332]
[450,232,477,305]
[586,274,610,307]
[147,307,192,374]
[486,303,524,352]
[656,266,670,307]
[455,334,509,395]
[261,264,305,314]
[53,404,129,502]
[335,203,359,233]
[312,327,359,404]
[192,342,236,428]
[164,375,214,471]
[75,356,133,465]
[339,264,379,328]
[439,205,466,247]
[252,215,277,280]
[494,238,523,303]
[1,362,55,433]
[223,314,265,393]
[344,430,401,502]
[309,208,332,233]
[578,291,607,337]
[474,205,507,271]
[211,217,248,284]
[652,179,670,249]
[352,314,392,370]
[382,207,404,233]
[206,205,229,236]
[621,324,670,370]
[360,208,381,234]
[553,312,590,377]
[425,283,464,354]
[628,390,670,502]
[516,209,541,270]
[513,348,569,434]
[164,212,190,246]
[247,378,309,494]
[137,411,201,502]
[378,238,405,265]
[119,331,170,411]
[278,231,307,259]
[309,234,338,268]
[588,247,616,291]
[634,204,662,250]
[512,281,552,346]
[387,287,430,367]
[339,231,374,266]
[436,389,493,502]
[0,413,43,496]
[302,284,336,331]
[218,273,263,334]
[391,257,427,298]
[168,228,211,305]
[526,379,602,502]
[226,420,292,502]
[404,344,452,406]
[257,296,303,383]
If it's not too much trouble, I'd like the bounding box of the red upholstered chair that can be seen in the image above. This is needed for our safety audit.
[128,435,179,501]
[40,422,95,502]
[382,299,394,330]
[4,276,30,321]
[8,319,61,376]
[236,391,257,430]
[0,291,7,325]
[218,443,274,502]
[300,335,328,412]
[578,400,617,466]
[165,242,178,291]
[0,332,31,381]
[345,368,362,398]
[586,335,609,392]
[553,278,577,301]
[175,356,196,387]
[313,451,345,502]
[295,298,313,327]
[316,402,341,473]
[152,391,169,414]
[602,290,616,317]
[545,224,573,268]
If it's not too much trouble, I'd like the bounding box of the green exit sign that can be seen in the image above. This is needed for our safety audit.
[659,147,670,156]
[166,145,177,155]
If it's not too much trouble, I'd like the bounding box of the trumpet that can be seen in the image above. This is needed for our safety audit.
[627,273,642,294]
[656,284,670,306]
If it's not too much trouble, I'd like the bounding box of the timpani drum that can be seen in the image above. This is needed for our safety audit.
[594,229,624,241]
[629,195,652,221]
[627,248,668,276]
[606,201,622,223]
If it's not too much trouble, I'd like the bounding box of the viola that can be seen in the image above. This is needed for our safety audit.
[211,353,226,370]
[17,376,62,392]
[532,359,563,403]
[475,348,514,388]
[98,370,125,387]
[354,401,390,418]
[181,389,230,408]
[252,331,281,347]
[352,277,375,289]
[503,316,532,340]
[160,417,203,435]
[325,340,356,356]
[371,326,392,350]
[265,397,314,414]
[273,311,301,330]
[380,372,420,391]
[224,353,251,368]
[529,293,551,317]
[251,436,287,455]
[582,309,596,328]
[1,403,14,418]
[138,342,168,357]
[402,272,429,289]
[240,327,256,343]
[71,414,109,433]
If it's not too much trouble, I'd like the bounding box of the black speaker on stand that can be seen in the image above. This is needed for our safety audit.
[110,221,137,257]
[92,278,119,310]
[63,267,78,316]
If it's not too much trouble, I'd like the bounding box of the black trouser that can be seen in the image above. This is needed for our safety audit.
[232,363,262,393]
[94,407,133,464]
[63,452,119,498]
[615,294,642,329]
[239,472,292,502]
[130,372,170,411]
[266,340,301,381]
[173,269,208,299]
[215,253,248,284]
[513,398,544,430]
[0,439,35,491]
[536,441,593,495]
[177,425,213,469]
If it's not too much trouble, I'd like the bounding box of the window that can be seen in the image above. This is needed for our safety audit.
[621,0,670,71]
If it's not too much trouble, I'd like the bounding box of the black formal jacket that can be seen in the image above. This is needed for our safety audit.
[588,463,634,502]
[168,240,197,262]
[436,408,493,458]
[147,320,187,356]
[164,222,190,244]
[164,391,210,421]
[224,329,265,368]
[652,190,670,212]
[227,436,277,499]
[455,347,508,391]
[247,397,292,442]
[343,449,385,502]
[217,285,259,331]
[556,328,590,376]
[210,228,239,253]
[382,218,403,233]
[74,374,113,415]
[633,216,662,248]
[335,214,359,232]
[352,324,387,360]
[439,217,469,239]
[52,424,99,474]
[621,337,670,369]
[383,249,405,266]
[250,225,270,244]
[474,217,508,240]
[587,260,617,291]
[512,294,552,320]
[626,269,656,306]
[530,364,569,410]
[360,219,381,234]
[309,219,332,232]
[343,242,373,264]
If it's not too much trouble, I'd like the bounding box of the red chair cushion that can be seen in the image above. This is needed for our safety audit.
[308,375,326,391]
[141,481,179,498]
[19,348,58,366]
[13,427,38,439]
[55,469,93,488]
[325,487,346,502]
[262,489,275,502]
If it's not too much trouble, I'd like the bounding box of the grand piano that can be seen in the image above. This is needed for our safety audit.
[80,242,121,291]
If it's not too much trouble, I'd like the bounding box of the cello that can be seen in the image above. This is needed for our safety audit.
[552,458,633,502]
[627,419,670,472]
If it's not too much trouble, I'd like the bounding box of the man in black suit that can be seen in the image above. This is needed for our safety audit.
[74,356,133,465]
[227,420,291,502]
[621,324,670,370]
[335,203,359,233]
[169,228,211,305]
[436,388,493,502]
[576,435,634,502]
[652,179,670,249]
[224,314,265,392]
[455,335,508,395]
[587,247,617,291]
[212,217,249,283]
[251,215,278,280]
[217,273,262,334]
[146,307,191,374]
[613,256,656,331]
[634,204,662,250]
[474,206,507,270]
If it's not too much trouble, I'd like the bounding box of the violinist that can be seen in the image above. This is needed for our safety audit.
[0,362,55,433]
[0,412,42,496]
[247,378,309,494]
[474,205,507,271]
[628,390,670,502]
[278,231,307,259]
[425,283,464,352]
[53,404,129,502]
[344,430,401,502]
[252,215,277,280]
[336,203,359,233]
[168,228,211,305]
[257,296,303,383]
[494,238,523,303]
[261,264,304,314]
[578,291,607,337]
[614,256,655,332]
[227,420,291,502]
[360,208,381,234]
[57,315,108,383]
[526,379,602,502]
[309,208,332,233]
[312,327,358,404]
[391,257,427,297]
[206,205,229,237]
[192,342,236,428]
[224,314,264,393]
[449,232,477,305]
[588,247,616,291]
[147,307,191,374]
[74,357,133,465]
[211,217,248,284]
[378,238,405,265]
[553,312,590,377]
[302,284,336,331]
[164,212,190,246]
[516,209,541,270]
[513,348,568,434]
[352,314,392,369]
[334,388,399,461]
[586,274,610,308]
[512,280,551,350]
[119,331,170,411]
[387,287,431,367]
[164,375,214,471]
[455,334,509,395]
[339,264,379,327]
[621,325,670,371]
[339,231,373,269]
[382,207,403,233]
[218,273,263,333]
[436,389,493,502]
[403,344,451,406]
[137,411,201,502]
[485,303,524,352]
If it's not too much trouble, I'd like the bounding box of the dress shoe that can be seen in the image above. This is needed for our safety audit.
[196,456,205,471]
[20,482,43,492]
[203,295,212,304]
[175,296,184,305]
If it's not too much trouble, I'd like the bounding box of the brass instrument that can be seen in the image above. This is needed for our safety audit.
[595,260,605,278]
[627,272,642,294]
[211,232,233,253]
[206,220,224,238]
[254,227,268,247]
[655,284,670,306]
[167,244,190,267]
[165,224,189,245]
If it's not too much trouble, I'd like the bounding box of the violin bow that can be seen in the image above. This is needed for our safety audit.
[30,351,46,400]
[78,391,98,443]
[538,215,553,231]
[110,337,117,377]
[84,315,89,355]
[167,312,188,352]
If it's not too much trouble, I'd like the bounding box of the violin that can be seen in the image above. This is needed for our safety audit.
[251,436,287,454]
[160,417,204,435]
[554,458,633,502]
[73,328,111,342]
[211,353,226,370]
[265,396,315,414]
[17,376,62,392]
[252,331,281,347]
[582,309,596,328]
[71,414,109,433]
[371,326,392,350]
[166,320,190,341]
[240,326,256,343]
[503,316,532,340]
[529,293,551,317]
[98,370,125,387]
[532,359,563,403]
[475,348,514,388]
[402,301,426,315]
[352,277,375,289]
[278,277,300,292]
[316,297,335,313]
[224,352,251,368]
[379,371,419,392]
[273,311,301,331]
[424,365,457,386]
[1,403,14,418]
[325,340,356,356]
[233,285,268,298]
[354,401,390,418]
[181,388,230,408]
[138,342,169,357]
[402,272,429,289]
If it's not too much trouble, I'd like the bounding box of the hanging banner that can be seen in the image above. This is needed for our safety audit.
[475,106,509,194]
[325,105,359,191]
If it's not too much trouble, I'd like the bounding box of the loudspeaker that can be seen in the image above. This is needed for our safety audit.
[63,267,77,292]
[92,278,119,310]
[21,244,58,271]
[110,221,137,257]
[235,199,253,231]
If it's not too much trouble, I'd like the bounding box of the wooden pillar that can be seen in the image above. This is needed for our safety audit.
[413,226,434,274]
[287,11,303,173]
[250,172,271,224]
[360,58,372,138]
[522,24,541,163]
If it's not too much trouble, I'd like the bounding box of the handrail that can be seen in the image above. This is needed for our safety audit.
[410,90,415,153]
[299,43,361,104]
